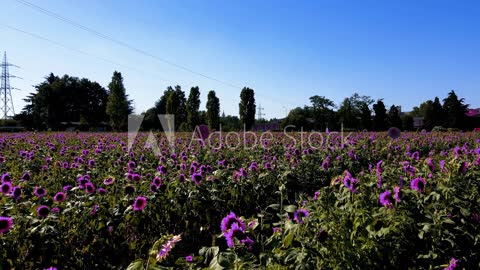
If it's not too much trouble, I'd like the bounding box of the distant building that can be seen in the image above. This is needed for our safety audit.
[413,117,424,128]
[252,119,283,131]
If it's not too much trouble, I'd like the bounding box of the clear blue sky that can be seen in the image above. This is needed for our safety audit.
[1,0,479,119]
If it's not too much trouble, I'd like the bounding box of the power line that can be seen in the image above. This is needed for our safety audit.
[0,24,180,86]
[15,0,241,89]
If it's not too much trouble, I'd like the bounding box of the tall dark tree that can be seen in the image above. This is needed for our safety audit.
[239,87,256,130]
[431,97,445,127]
[442,90,468,129]
[387,105,402,128]
[373,99,387,131]
[337,98,357,129]
[165,85,187,130]
[309,95,335,131]
[186,86,201,130]
[206,90,220,130]
[106,71,130,131]
[154,87,174,115]
[420,100,435,130]
[360,103,372,130]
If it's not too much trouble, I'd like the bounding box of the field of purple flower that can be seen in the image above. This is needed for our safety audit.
[1,131,479,269]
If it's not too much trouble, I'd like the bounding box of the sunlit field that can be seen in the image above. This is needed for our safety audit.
[0,131,478,269]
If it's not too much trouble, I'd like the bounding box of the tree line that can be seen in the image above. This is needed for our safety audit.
[15,71,258,131]
[14,70,478,131]
[282,91,479,131]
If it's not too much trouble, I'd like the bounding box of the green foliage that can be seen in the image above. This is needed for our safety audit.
[220,114,241,131]
[206,90,220,130]
[387,105,402,128]
[373,99,387,131]
[186,86,201,131]
[165,85,187,130]
[19,73,110,130]
[443,90,468,130]
[309,95,336,131]
[106,71,130,131]
[239,87,256,130]
[1,130,479,269]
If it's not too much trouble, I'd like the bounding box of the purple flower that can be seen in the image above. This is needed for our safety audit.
[410,177,426,193]
[313,191,320,201]
[343,173,358,193]
[21,172,31,181]
[88,159,95,167]
[241,236,254,250]
[84,182,95,194]
[157,165,168,174]
[393,186,401,202]
[225,222,244,248]
[44,267,57,270]
[133,196,147,211]
[97,188,107,195]
[53,192,66,202]
[191,173,203,185]
[104,177,114,185]
[156,235,181,261]
[376,160,383,173]
[128,161,136,169]
[1,182,13,195]
[91,204,99,215]
[37,205,50,218]
[0,216,13,234]
[293,209,310,224]
[426,158,435,172]
[185,255,193,262]
[1,173,11,183]
[379,190,393,208]
[444,257,458,270]
[152,176,162,187]
[264,162,272,170]
[388,127,401,139]
[460,161,469,174]
[221,212,246,233]
[34,187,47,197]
[63,185,72,192]
[321,160,329,170]
[11,186,22,200]
[440,160,446,172]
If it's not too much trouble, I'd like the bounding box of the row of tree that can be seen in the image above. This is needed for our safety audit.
[282,91,479,131]
[15,70,478,132]
[16,71,258,131]
[140,86,256,131]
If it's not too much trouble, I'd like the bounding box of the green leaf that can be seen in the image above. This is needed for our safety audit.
[283,205,297,213]
[283,231,295,248]
[126,259,144,270]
